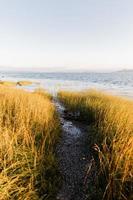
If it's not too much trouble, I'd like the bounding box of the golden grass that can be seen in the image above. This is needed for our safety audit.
[17,81,33,86]
[0,81,17,86]
[0,86,60,200]
[33,88,52,100]
[0,81,33,87]
[58,90,133,200]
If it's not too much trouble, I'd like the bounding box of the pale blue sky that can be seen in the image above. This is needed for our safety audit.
[0,0,133,71]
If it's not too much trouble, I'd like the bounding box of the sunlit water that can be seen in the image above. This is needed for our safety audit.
[1,70,133,98]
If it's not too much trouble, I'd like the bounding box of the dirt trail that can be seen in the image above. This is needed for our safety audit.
[54,99,99,200]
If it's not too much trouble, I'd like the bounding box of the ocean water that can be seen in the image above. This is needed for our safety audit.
[1,70,133,98]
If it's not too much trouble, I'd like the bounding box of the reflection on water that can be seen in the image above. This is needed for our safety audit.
[54,99,81,138]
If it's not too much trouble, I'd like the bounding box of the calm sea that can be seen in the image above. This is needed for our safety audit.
[1,70,133,98]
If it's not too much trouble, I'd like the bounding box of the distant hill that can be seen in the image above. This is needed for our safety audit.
[117,69,133,73]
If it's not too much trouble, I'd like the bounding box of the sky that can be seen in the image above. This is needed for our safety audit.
[0,0,133,71]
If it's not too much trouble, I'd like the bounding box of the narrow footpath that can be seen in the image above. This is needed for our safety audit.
[54,99,100,200]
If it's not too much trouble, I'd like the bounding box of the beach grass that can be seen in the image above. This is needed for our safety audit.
[17,81,33,86]
[58,90,133,200]
[0,81,33,87]
[0,81,17,86]
[0,86,60,200]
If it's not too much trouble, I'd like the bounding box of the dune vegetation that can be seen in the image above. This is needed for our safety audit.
[0,86,60,200]
[17,81,33,86]
[58,90,133,200]
[0,81,17,87]
[0,80,33,87]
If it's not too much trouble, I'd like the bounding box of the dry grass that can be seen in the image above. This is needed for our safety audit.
[0,81,17,87]
[58,90,133,200]
[0,81,33,87]
[17,81,33,86]
[0,86,60,200]
[33,88,52,100]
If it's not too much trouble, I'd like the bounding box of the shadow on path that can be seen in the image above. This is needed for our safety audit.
[54,99,100,200]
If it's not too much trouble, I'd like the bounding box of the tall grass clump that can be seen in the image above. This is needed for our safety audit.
[58,90,133,200]
[0,86,60,200]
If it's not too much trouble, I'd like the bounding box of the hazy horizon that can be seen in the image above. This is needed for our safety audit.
[0,65,133,73]
[0,0,133,71]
